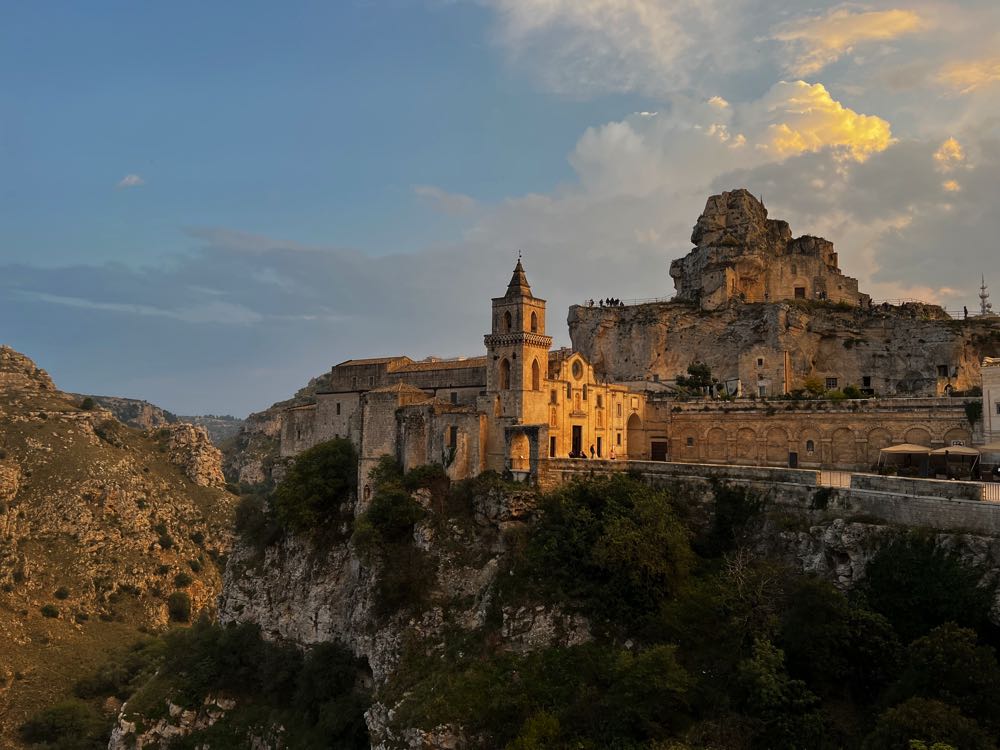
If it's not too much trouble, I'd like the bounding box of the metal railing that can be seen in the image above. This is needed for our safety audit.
[581,296,676,308]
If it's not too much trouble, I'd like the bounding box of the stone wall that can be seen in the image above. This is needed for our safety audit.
[539,458,1000,535]
[658,397,976,471]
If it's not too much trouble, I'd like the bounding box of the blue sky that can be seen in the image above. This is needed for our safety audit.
[3,1,1000,415]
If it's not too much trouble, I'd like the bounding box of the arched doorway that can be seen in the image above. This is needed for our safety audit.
[626,413,644,459]
[509,432,530,472]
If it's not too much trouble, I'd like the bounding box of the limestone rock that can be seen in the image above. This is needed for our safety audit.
[0,346,54,392]
[156,423,226,487]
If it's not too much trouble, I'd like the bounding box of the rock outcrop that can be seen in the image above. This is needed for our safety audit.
[156,423,226,487]
[72,394,178,431]
[0,345,54,392]
[669,189,866,310]
[569,297,1000,396]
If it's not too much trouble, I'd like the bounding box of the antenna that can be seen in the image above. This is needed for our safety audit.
[980,274,993,316]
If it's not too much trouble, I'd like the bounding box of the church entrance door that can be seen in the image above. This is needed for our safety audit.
[572,425,583,456]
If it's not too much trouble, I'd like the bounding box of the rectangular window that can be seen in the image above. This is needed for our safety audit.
[550,436,557,458]
[336,402,341,415]
[596,394,603,408]
[550,389,558,404]
[794,287,806,299]
[447,426,458,449]
[368,375,375,387]
[758,385,767,397]
[617,433,622,446]
[617,404,623,418]
[862,376,872,388]
[450,392,458,404]
[937,364,949,378]
[596,437,602,457]
[757,357,764,367]
[995,402,1000,416]
[825,377,838,390]
[351,376,358,389]
[582,384,588,400]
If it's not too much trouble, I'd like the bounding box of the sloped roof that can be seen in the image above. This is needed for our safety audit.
[396,357,487,373]
[367,383,431,395]
[334,356,410,367]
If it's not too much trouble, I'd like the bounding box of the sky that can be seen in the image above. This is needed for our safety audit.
[2,0,1000,416]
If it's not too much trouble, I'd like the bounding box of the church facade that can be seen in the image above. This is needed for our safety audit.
[280,261,657,494]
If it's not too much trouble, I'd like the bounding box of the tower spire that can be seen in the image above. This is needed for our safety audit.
[506,255,532,298]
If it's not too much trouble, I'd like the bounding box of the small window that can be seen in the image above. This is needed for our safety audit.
[567,383,572,398]
[995,402,1000,416]
[500,359,511,390]
[862,376,871,388]
[530,311,538,333]
[582,384,588,401]
[296,429,302,440]
[352,376,358,389]
[368,375,375,387]
[336,402,341,415]
[652,374,660,382]
[937,364,949,378]
[685,436,694,447]
[532,359,541,391]
[617,433,622,446]
[795,287,806,299]
[550,436,557,458]
[758,385,767,397]
[825,377,838,390]
[806,439,815,453]
[791,264,797,275]
[550,389,557,404]
[450,392,458,404]
[596,437,602,457]
[503,310,512,332]
[617,404,623,418]
[447,426,458,449]
[596,394,603,408]
[757,357,764,367]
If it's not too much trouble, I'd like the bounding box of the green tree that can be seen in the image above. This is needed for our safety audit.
[272,438,358,534]
[676,361,714,391]
[887,623,1000,733]
[863,698,995,750]
[855,535,994,642]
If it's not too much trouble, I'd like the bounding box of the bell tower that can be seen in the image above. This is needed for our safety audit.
[484,258,552,424]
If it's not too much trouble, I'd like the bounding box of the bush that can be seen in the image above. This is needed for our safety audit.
[20,700,108,749]
[272,438,358,534]
[54,586,70,600]
[697,481,765,557]
[235,493,282,549]
[862,698,994,750]
[188,558,203,573]
[174,572,193,588]
[40,603,60,618]
[74,638,165,700]
[80,397,96,410]
[167,591,191,622]
[855,535,995,642]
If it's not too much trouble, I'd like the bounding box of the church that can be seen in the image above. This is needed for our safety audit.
[279,260,657,494]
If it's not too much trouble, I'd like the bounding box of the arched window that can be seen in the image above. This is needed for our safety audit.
[530,311,538,333]
[806,439,815,454]
[503,311,512,333]
[531,359,540,391]
[500,358,511,390]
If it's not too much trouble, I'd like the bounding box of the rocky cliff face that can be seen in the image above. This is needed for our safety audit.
[73,394,178,432]
[0,346,237,746]
[568,299,1000,395]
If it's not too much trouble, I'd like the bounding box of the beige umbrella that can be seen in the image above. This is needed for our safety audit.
[929,446,980,456]
[880,443,932,454]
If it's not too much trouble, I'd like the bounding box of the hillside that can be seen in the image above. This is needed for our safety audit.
[72,394,245,446]
[0,345,237,747]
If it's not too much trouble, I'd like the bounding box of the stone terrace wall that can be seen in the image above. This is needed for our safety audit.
[539,459,1000,536]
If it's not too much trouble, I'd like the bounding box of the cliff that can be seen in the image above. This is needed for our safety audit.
[0,346,237,746]
[568,299,1000,396]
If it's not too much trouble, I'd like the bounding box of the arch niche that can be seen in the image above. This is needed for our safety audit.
[944,427,972,446]
[905,427,933,447]
[766,427,789,464]
[531,359,541,391]
[503,311,513,333]
[509,432,530,471]
[530,311,538,332]
[626,413,644,459]
[831,428,856,466]
[499,358,511,390]
[707,427,727,462]
[735,428,757,463]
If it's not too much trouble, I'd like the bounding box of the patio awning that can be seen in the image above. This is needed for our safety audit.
[880,443,932,454]
[929,446,980,457]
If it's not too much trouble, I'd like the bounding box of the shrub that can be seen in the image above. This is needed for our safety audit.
[40,603,60,618]
[235,494,282,549]
[190,530,205,546]
[74,638,165,700]
[862,698,994,750]
[272,438,358,534]
[167,591,191,622]
[843,385,863,399]
[80,397,96,410]
[188,558,203,573]
[174,572,193,588]
[20,700,107,748]
[54,586,70,600]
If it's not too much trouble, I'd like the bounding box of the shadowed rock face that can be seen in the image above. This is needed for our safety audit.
[670,189,864,310]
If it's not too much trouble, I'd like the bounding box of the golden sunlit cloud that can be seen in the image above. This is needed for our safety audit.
[773,7,927,76]
[937,56,1000,94]
[933,137,965,172]
[942,179,961,192]
[761,81,893,162]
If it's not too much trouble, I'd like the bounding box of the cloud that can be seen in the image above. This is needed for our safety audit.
[772,7,927,76]
[485,0,735,96]
[413,184,478,214]
[116,174,145,189]
[937,56,1000,94]
[933,137,966,171]
[755,81,894,162]
[942,179,961,192]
